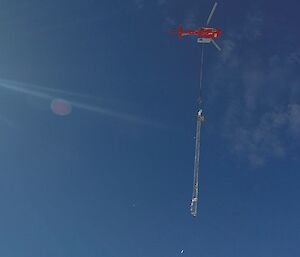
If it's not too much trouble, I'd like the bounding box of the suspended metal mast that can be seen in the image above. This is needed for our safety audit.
[190,2,220,217]
[171,2,221,217]
[190,110,204,217]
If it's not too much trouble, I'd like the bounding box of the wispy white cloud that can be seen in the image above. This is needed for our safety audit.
[157,0,167,6]
[227,109,288,166]
[286,49,300,65]
[220,39,236,64]
[243,10,264,41]
[134,0,145,9]
[288,104,300,136]
[227,104,300,166]
[207,10,300,166]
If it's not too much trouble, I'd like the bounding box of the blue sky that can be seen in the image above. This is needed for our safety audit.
[0,0,299,256]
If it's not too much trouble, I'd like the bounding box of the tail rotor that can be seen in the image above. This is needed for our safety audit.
[170,25,184,39]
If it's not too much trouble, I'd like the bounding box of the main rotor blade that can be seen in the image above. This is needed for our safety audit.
[206,2,218,25]
[211,39,221,51]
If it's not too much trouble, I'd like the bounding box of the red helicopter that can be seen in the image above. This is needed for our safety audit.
[172,2,222,51]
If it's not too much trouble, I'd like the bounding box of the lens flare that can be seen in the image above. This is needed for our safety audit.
[51,98,72,116]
